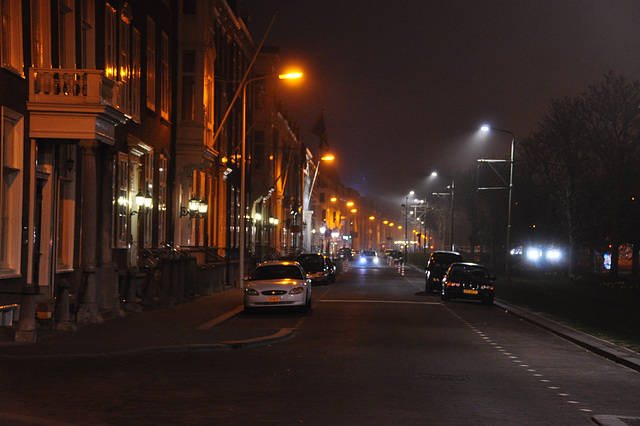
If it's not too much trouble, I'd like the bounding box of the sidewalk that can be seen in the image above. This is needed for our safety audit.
[0,288,294,358]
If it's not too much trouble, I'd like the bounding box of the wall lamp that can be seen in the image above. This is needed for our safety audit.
[180,197,208,218]
[130,190,153,216]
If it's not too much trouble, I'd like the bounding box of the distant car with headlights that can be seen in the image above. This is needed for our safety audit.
[359,249,379,265]
[425,250,463,292]
[296,253,332,284]
[244,261,312,313]
[441,262,495,306]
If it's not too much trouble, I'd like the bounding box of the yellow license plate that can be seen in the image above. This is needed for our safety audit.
[463,289,478,295]
[267,297,280,302]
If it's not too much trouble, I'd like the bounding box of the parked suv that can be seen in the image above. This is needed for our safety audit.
[296,253,332,285]
[425,250,463,292]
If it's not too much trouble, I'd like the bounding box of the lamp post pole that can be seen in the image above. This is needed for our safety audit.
[480,125,515,281]
[239,73,302,287]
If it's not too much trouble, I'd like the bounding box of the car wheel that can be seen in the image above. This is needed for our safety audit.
[244,305,255,315]
[425,281,431,292]
[301,296,312,313]
[441,292,450,301]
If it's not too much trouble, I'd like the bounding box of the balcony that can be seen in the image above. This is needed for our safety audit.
[27,68,128,144]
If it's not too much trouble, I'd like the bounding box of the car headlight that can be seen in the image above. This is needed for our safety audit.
[245,288,259,296]
[360,257,366,263]
[290,287,304,295]
[373,257,379,263]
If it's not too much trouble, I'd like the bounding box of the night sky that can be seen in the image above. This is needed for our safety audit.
[239,0,640,213]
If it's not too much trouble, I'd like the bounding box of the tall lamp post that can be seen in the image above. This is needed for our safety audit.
[239,72,302,287]
[480,125,515,281]
[306,153,334,252]
[403,191,414,253]
[431,171,455,251]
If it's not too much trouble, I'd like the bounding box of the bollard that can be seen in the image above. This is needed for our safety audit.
[397,262,401,273]
[401,263,405,275]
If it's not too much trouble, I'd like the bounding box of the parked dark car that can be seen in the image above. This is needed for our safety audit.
[425,250,463,292]
[339,247,354,261]
[441,262,495,306]
[296,253,332,284]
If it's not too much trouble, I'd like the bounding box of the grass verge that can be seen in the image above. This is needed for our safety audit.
[495,271,640,353]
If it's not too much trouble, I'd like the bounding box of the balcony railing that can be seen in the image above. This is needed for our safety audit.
[28,68,119,107]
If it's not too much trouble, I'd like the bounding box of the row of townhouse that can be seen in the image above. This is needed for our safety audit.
[0,0,310,342]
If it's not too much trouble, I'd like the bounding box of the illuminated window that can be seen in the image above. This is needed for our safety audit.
[1,0,24,75]
[114,152,129,249]
[146,16,156,110]
[104,3,116,79]
[118,5,131,112]
[0,108,24,277]
[30,0,52,68]
[157,156,167,245]
[160,31,170,120]
[131,27,141,121]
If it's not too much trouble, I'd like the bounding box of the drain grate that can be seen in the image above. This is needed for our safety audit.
[416,373,469,381]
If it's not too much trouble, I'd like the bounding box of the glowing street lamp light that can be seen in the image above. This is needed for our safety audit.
[480,124,515,281]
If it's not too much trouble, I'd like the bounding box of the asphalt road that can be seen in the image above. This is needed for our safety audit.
[2,261,640,425]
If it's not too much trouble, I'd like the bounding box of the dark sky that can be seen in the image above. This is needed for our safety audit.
[239,0,640,212]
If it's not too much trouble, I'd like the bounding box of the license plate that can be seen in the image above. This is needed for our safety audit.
[463,289,478,295]
[267,297,280,302]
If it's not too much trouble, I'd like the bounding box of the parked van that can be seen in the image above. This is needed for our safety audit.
[425,251,463,292]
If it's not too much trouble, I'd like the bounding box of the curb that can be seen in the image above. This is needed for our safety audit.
[0,328,297,359]
[494,299,640,373]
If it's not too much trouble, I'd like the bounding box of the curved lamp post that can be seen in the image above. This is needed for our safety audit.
[239,72,303,287]
[480,125,515,281]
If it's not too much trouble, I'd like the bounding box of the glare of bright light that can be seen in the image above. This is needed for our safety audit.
[279,72,303,79]
[254,213,262,221]
[480,125,490,132]
[321,154,335,161]
[320,226,326,234]
[346,201,354,207]
[409,190,415,196]
[369,216,375,220]
[330,197,337,202]
[431,171,438,177]
[383,220,388,224]
[526,247,542,261]
[546,249,562,261]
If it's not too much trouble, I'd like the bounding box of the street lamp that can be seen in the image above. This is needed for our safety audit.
[402,191,414,253]
[239,72,303,287]
[480,124,515,281]
[431,171,455,251]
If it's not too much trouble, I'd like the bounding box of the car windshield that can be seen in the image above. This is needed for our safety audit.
[296,255,324,268]
[251,265,304,281]
[448,265,489,279]
[363,250,376,256]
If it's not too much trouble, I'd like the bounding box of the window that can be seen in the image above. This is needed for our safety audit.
[131,27,141,121]
[58,0,76,69]
[0,108,24,277]
[157,156,167,245]
[146,16,155,110]
[160,31,170,120]
[31,0,52,68]
[143,151,153,248]
[118,5,131,112]
[1,0,24,75]
[105,3,116,79]
[181,50,195,121]
[80,0,95,69]
[56,144,76,272]
[114,152,129,249]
